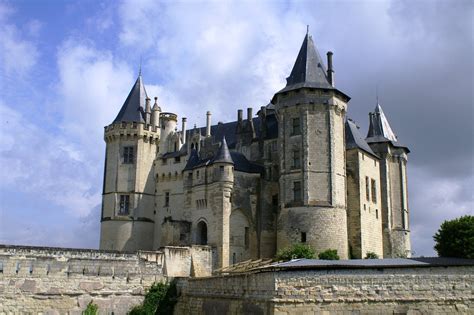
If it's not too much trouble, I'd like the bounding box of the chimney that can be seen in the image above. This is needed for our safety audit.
[206,111,211,137]
[327,51,334,87]
[182,117,187,144]
[247,107,253,121]
[145,97,151,125]
[238,109,243,123]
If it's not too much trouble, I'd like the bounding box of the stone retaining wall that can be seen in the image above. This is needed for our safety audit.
[175,265,474,314]
[0,244,211,314]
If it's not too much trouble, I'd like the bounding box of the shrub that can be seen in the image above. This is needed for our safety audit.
[434,215,474,258]
[129,281,177,315]
[83,301,98,315]
[318,249,339,260]
[275,243,316,261]
[365,252,379,259]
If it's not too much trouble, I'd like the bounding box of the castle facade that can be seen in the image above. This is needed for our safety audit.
[99,32,411,267]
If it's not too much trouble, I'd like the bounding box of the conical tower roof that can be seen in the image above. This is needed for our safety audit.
[366,103,398,143]
[285,32,332,89]
[113,74,148,123]
[212,137,233,164]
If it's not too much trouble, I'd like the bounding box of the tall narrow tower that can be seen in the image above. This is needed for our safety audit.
[100,74,160,251]
[273,32,351,258]
[366,103,411,257]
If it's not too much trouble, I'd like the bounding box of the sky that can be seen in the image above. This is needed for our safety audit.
[0,0,472,256]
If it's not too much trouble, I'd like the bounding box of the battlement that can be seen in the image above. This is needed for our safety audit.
[104,121,160,143]
[160,112,177,121]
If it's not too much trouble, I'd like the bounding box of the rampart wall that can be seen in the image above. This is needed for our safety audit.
[175,265,474,314]
[0,244,211,314]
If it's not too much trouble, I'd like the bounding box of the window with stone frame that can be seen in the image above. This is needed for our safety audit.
[118,195,130,215]
[123,146,134,164]
[293,181,302,202]
[292,149,301,169]
[371,179,377,203]
[365,176,370,201]
[292,117,301,135]
[164,192,170,207]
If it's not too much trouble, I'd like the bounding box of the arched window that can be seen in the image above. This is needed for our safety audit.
[196,221,208,245]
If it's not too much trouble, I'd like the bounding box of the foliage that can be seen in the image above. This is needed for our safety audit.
[433,215,474,259]
[129,281,177,315]
[275,243,316,261]
[365,252,379,259]
[318,249,340,260]
[83,301,98,315]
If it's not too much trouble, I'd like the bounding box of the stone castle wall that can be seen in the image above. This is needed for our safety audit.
[0,244,211,314]
[175,264,474,314]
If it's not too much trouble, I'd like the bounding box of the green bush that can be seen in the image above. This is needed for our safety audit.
[318,249,339,260]
[365,252,379,259]
[434,215,474,258]
[83,301,98,315]
[129,281,177,315]
[275,243,316,261]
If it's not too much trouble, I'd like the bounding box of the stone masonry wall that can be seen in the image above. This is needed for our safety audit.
[175,265,474,314]
[0,245,212,314]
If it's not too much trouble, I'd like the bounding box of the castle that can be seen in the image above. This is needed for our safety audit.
[99,31,411,268]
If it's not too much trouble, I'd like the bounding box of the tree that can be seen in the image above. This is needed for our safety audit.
[275,243,316,261]
[83,301,98,315]
[129,281,177,315]
[433,215,474,259]
[318,249,339,260]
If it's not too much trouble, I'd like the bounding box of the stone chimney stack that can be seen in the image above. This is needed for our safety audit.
[206,111,212,137]
[182,117,187,144]
[327,51,334,87]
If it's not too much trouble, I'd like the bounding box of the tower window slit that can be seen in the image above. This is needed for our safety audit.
[119,195,130,215]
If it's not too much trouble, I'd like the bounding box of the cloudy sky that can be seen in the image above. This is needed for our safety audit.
[0,0,472,256]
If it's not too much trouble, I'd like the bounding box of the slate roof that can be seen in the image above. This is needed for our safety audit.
[182,147,262,174]
[285,32,332,90]
[212,137,233,164]
[345,119,378,158]
[366,103,409,152]
[185,113,278,149]
[113,75,148,123]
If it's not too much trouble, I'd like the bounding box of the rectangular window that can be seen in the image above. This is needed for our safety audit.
[293,181,302,202]
[292,117,301,135]
[123,146,134,164]
[272,194,278,210]
[371,179,377,203]
[119,195,130,215]
[196,170,200,179]
[293,150,301,169]
[174,156,181,163]
[244,227,249,249]
[165,192,170,207]
[376,209,379,219]
[220,165,225,175]
[301,232,307,243]
[365,176,370,201]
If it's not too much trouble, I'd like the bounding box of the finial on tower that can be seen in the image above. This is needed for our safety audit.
[139,56,142,76]
[376,84,379,104]
[306,24,309,34]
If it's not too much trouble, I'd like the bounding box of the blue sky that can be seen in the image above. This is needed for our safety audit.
[0,0,472,255]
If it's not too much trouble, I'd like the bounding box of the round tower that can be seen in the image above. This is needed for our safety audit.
[159,112,178,153]
[273,32,350,259]
[100,74,160,251]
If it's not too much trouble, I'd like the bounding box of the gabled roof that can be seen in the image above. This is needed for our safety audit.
[112,75,148,123]
[212,137,233,164]
[345,119,378,158]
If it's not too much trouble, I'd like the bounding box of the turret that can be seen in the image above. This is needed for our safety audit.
[151,97,161,128]
[366,103,411,258]
[100,74,159,251]
[159,112,178,153]
[273,31,350,259]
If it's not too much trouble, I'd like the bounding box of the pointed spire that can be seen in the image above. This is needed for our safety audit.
[212,136,233,164]
[366,103,398,143]
[113,74,148,123]
[345,119,378,157]
[285,32,332,89]
[152,96,161,111]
